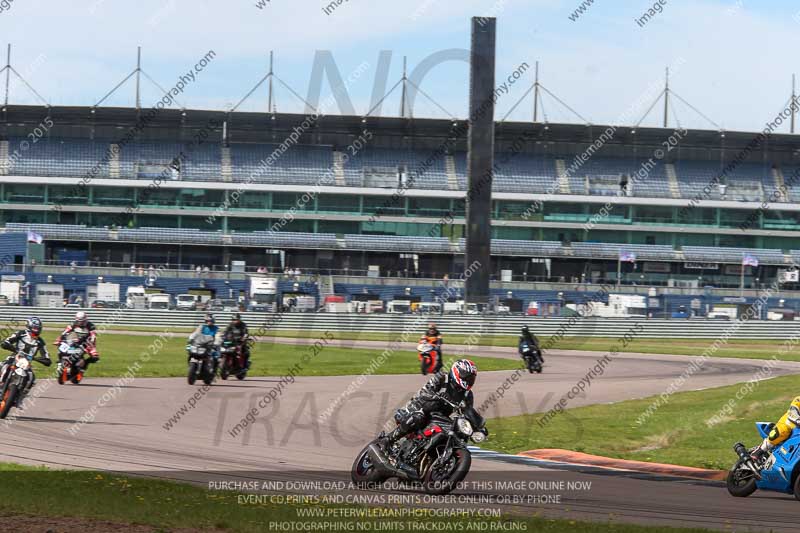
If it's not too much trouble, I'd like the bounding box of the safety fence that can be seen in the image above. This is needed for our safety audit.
[0,307,797,339]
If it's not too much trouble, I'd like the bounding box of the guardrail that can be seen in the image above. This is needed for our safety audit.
[0,307,797,339]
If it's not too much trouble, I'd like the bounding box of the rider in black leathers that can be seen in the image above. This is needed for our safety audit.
[384,359,478,446]
[1,317,52,408]
[223,313,251,370]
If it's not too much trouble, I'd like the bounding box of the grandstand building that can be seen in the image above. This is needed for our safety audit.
[1,104,800,295]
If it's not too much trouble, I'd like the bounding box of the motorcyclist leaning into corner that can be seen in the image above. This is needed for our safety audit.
[519,325,544,363]
[1,317,52,409]
[384,359,481,451]
[189,313,222,368]
[751,397,800,463]
[55,311,100,377]
[223,312,251,370]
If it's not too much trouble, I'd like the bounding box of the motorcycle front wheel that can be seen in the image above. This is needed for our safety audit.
[187,362,198,385]
[0,384,19,419]
[726,464,757,497]
[420,446,471,495]
[351,439,387,487]
[202,360,215,385]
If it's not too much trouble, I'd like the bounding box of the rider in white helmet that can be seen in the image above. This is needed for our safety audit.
[55,311,100,378]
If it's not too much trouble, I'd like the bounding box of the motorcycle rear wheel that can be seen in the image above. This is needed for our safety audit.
[793,473,800,501]
[0,384,19,419]
[726,465,757,497]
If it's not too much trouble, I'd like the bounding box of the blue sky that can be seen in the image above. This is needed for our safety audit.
[1,0,799,133]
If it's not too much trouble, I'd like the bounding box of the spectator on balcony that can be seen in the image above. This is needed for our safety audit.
[130,264,137,275]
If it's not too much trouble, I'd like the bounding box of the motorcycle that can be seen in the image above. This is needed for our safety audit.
[220,338,248,381]
[0,354,34,419]
[351,394,488,495]
[56,339,86,385]
[728,422,800,499]
[418,339,442,375]
[187,334,217,386]
[519,341,543,374]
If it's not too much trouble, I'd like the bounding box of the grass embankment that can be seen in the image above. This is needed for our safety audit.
[488,374,800,470]
[0,464,717,533]
[33,332,521,378]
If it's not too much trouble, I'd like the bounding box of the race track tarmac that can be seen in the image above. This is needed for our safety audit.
[2,349,799,531]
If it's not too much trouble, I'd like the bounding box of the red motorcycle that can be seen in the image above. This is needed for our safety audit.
[417,336,442,375]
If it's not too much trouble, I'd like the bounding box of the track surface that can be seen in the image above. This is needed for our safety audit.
[2,349,800,531]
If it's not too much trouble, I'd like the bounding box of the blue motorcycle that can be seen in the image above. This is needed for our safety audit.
[728,422,800,499]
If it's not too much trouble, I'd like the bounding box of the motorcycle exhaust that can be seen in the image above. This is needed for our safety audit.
[733,442,762,481]
[366,443,419,481]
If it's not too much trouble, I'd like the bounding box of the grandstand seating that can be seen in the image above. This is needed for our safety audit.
[3,223,792,265]
[346,148,450,189]
[682,246,785,264]
[229,143,333,185]
[344,234,452,253]
[1,137,791,204]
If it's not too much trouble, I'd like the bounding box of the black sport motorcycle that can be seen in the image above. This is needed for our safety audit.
[351,394,488,495]
[186,334,217,386]
[519,341,543,373]
[219,338,248,381]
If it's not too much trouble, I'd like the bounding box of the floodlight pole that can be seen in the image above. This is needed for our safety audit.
[3,44,10,107]
[663,67,669,128]
[268,51,274,113]
[792,74,796,134]
[135,46,141,110]
[400,56,408,118]
[533,61,540,122]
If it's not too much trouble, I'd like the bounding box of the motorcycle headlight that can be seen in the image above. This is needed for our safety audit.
[16,358,30,371]
[472,431,486,444]
[15,367,27,376]
[456,418,473,437]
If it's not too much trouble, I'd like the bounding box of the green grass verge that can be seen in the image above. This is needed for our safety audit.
[5,320,798,360]
[488,374,800,470]
[0,465,715,532]
[44,332,521,378]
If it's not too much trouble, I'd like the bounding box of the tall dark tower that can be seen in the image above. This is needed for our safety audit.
[465,16,496,309]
